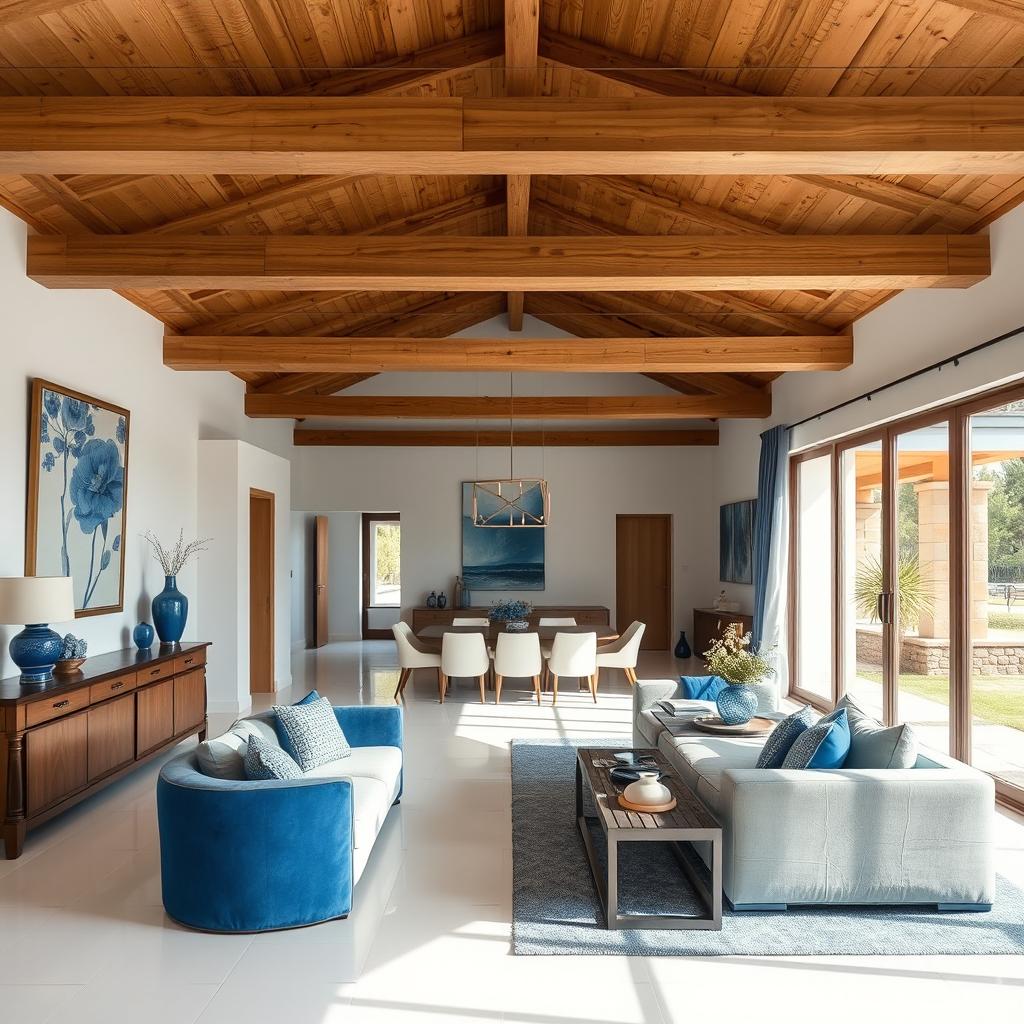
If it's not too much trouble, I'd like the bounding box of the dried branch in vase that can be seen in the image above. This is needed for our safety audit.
[143,529,212,576]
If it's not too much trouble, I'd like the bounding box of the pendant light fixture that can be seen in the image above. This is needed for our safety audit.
[472,373,551,528]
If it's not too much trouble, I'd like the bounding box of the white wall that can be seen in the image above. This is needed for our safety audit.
[291,511,315,648]
[713,201,1024,613]
[198,440,292,714]
[293,444,718,637]
[0,208,293,681]
[326,511,361,640]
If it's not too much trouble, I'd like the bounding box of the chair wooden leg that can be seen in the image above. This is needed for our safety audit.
[590,673,598,702]
[551,674,558,705]
[394,667,410,702]
[438,670,447,704]
[495,673,503,704]
[478,674,487,704]
[625,666,637,686]
[532,675,541,706]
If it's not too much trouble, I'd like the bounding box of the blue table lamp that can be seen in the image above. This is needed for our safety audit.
[0,576,76,683]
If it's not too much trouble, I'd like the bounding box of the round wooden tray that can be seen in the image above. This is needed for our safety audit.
[692,715,775,736]
[618,793,677,813]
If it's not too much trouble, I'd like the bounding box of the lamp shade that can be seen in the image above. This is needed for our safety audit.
[0,576,75,625]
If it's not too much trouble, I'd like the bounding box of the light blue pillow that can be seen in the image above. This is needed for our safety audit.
[274,697,351,772]
[781,708,851,769]
[273,689,321,757]
[756,705,815,768]
[679,675,728,701]
[243,735,301,780]
[837,695,919,768]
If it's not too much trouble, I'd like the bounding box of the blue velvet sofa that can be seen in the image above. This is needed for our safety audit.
[157,704,403,932]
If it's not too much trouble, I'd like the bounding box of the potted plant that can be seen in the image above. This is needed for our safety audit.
[703,624,774,725]
[488,600,533,631]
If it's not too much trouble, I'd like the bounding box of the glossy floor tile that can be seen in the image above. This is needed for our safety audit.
[1,640,1022,1023]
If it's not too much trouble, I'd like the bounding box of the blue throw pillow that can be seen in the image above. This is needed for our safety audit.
[755,705,815,768]
[273,690,321,756]
[679,675,728,701]
[243,735,302,780]
[781,708,851,769]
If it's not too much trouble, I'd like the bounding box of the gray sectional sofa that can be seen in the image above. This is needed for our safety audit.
[633,680,996,912]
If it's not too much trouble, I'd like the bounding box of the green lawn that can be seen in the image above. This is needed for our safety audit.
[858,668,1024,731]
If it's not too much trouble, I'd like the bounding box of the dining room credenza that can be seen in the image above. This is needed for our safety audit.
[0,641,209,859]
[411,605,610,632]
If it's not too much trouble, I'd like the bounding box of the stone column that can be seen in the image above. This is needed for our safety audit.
[971,480,994,641]
[915,482,950,639]
[855,501,882,568]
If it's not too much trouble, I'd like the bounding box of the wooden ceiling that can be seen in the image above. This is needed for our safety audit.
[1,0,1023,440]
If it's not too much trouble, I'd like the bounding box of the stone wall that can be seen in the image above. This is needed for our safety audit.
[856,626,1024,675]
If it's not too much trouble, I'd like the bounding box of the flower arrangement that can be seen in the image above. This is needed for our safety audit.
[488,599,533,622]
[703,624,774,685]
[143,529,212,576]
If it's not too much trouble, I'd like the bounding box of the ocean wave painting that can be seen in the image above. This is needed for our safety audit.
[462,482,545,591]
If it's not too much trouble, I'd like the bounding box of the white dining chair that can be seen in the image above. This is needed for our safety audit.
[493,632,543,705]
[595,620,646,690]
[538,617,576,626]
[452,617,489,626]
[391,622,442,702]
[546,631,597,705]
[440,631,490,704]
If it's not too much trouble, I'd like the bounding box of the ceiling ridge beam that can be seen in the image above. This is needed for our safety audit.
[293,428,720,447]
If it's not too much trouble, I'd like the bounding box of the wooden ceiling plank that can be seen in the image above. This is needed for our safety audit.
[164,332,852,374]
[293,428,720,447]
[26,233,991,291]
[505,173,530,330]
[4,95,1024,175]
[244,392,772,420]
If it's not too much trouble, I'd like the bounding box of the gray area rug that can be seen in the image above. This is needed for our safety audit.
[511,738,1024,955]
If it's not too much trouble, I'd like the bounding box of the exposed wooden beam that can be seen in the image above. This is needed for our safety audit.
[294,428,720,447]
[165,333,851,374]
[28,233,990,292]
[506,174,530,330]
[245,392,771,420]
[4,96,1024,176]
[505,0,539,97]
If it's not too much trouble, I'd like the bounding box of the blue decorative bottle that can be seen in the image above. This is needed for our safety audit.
[674,631,692,659]
[133,621,155,650]
[152,576,188,645]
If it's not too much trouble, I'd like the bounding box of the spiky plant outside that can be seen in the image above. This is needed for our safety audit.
[703,624,775,685]
[143,529,212,576]
[854,552,934,631]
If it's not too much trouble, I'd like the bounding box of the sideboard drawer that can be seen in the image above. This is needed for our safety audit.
[89,672,137,704]
[136,660,176,686]
[174,648,206,675]
[26,687,91,728]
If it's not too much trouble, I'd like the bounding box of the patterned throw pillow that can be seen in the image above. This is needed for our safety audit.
[781,708,851,769]
[756,705,815,768]
[273,697,351,772]
[243,735,302,780]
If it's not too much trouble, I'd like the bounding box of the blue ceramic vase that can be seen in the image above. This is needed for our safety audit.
[133,621,155,650]
[152,576,188,645]
[9,623,64,683]
[673,631,692,659]
[716,683,758,725]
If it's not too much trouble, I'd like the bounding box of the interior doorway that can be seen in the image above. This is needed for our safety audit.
[361,513,401,639]
[249,488,275,693]
[313,514,329,648]
[616,514,672,650]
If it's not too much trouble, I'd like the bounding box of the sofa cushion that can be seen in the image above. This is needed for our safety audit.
[197,717,279,780]
[679,675,729,701]
[274,696,351,771]
[755,705,815,768]
[838,695,919,769]
[243,735,302,780]
[659,730,761,812]
[781,708,851,769]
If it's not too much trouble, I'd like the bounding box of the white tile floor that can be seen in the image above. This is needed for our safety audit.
[2,640,1024,1023]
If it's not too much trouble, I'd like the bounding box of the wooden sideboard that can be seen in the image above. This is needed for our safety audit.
[411,605,610,632]
[0,642,209,859]
[692,608,754,661]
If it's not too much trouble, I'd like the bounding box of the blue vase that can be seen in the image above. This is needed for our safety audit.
[133,621,155,650]
[673,631,692,659]
[9,623,64,683]
[716,683,758,725]
[152,576,188,645]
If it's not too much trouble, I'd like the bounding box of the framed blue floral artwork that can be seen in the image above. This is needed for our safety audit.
[26,379,130,617]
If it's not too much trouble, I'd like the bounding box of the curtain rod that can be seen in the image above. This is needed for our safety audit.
[789,321,1024,430]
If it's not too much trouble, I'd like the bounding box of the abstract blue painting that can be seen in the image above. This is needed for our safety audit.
[461,482,544,591]
[720,499,756,585]
[27,379,130,616]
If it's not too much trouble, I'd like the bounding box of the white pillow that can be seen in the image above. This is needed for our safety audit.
[197,717,279,779]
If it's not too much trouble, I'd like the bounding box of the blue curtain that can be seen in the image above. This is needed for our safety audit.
[752,424,791,650]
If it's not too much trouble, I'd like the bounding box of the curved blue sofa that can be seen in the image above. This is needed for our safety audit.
[157,704,403,932]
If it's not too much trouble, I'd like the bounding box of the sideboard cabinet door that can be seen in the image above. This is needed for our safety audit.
[26,713,88,815]
[173,669,206,734]
[136,679,175,756]
[87,693,136,782]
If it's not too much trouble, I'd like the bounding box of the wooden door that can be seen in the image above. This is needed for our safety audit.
[26,713,88,815]
[615,514,672,650]
[250,489,275,693]
[314,515,329,648]
[136,678,174,755]
[87,694,136,781]
[174,669,207,734]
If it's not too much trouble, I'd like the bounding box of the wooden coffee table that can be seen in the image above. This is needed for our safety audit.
[575,747,723,930]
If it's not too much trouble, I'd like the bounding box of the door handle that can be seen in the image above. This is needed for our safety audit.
[876,592,894,625]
